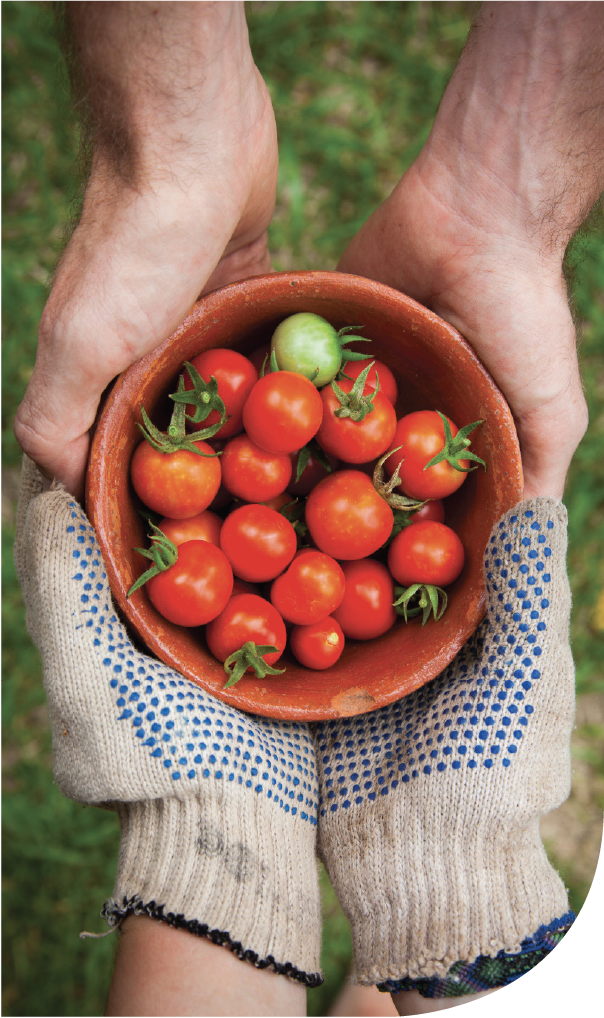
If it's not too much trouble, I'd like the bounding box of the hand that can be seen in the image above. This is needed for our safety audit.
[14,1,278,497]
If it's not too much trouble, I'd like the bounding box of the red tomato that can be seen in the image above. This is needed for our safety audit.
[243,371,323,455]
[258,491,294,512]
[185,348,258,438]
[409,499,445,524]
[220,433,292,502]
[206,594,287,671]
[231,578,260,598]
[145,540,233,626]
[332,560,397,641]
[385,411,470,499]
[316,379,396,463]
[305,470,393,560]
[270,550,346,625]
[388,521,464,587]
[290,617,345,670]
[159,510,222,548]
[288,450,340,497]
[131,438,221,519]
[220,504,297,582]
[340,358,398,406]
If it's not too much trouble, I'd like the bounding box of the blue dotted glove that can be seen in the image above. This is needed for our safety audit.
[14,458,322,987]
[314,499,575,994]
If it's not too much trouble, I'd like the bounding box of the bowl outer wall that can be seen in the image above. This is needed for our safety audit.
[86,271,523,720]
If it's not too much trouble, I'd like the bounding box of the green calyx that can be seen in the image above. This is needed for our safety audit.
[223,641,286,688]
[330,360,378,422]
[170,361,228,428]
[260,350,281,376]
[294,438,332,484]
[373,447,427,511]
[393,583,448,625]
[279,498,309,543]
[138,374,226,455]
[424,411,487,473]
[127,524,178,596]
[337,326,371,364]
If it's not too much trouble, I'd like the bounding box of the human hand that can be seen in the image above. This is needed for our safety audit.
[314,498,575,1004]
[14,456,322,985]
[14,1,278,497]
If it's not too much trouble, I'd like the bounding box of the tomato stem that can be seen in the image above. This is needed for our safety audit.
[373,448,428,511]
[331,360,378,422]
[393,583,448,624]
[138,375,226,455]
[423,411,487,473]
[169,361,228,428]
[127,524,178,596]
[222,641,285,687]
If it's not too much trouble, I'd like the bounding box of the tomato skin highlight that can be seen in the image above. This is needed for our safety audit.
[130,438,221,519]
[220,504,297,583]
[243,371,324,455]
[159,510,222,548]
[340,358,398,406]
[388,521,465,587]
[290,617,345,670]
[270,550,346,625]
[145,540,233,626]
[206,594,287,672]
[185,348,258,438]
[316,379,396,464]
[385,411,470,500]
[305,470,393,560]
[220,433,292,502]
[332,560,397,641]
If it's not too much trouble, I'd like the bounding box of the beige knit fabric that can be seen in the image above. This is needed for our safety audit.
[315,499,574,984]
[14,457,322,984]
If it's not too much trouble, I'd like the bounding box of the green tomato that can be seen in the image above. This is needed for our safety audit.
[271,313,343,387]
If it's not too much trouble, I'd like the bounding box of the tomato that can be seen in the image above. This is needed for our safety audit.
[388,520,464,587]
[409,499,445,524]
[131,438,221,519]
[248,344,271,375]
[220,433,292,502]
[288,449,339,497]
[185,348,258,439]
[332,560,397,641]
[270,550,346,625]
[258,490,294,512]
[290,617,345,670]
[384,411,471,500]
[206,594,287,671]
[159,510,222,548]
[243,371,323,455]
[145,540,233,626]
[220,504,297,582]
[339,358,398,406]
[305,470,393,560]
[316,379,396,464]
[231,578,260,598]
[271,313,344,387]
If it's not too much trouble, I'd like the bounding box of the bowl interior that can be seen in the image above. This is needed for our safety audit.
[86,271,523,719]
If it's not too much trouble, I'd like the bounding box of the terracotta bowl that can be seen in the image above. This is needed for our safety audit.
[86,271,523,720]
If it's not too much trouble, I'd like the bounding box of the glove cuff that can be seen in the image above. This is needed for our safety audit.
[104,791,323,986]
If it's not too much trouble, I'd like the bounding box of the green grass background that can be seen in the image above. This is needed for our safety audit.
[2,2,603,1015]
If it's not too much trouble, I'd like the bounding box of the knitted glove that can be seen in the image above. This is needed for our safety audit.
[314,499,575,997]
[14,457,322,987]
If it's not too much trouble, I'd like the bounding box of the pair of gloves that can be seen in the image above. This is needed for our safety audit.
[15,456,575,997]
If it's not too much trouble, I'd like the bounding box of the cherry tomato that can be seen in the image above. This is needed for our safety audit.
[185,348,258,438]
[220,433,292,502]
[305,470,393,560]
[145,540,233,626]
[332,560,397,641]
[316,379,396,464]
[409,499,445,524]
[290,617,345,670]
[243,371,323,455]
[159,510,222,548]
[248,344,271,374]
[340,358,398,406]
[206,594,287,672]
[258,491,294,512]
[271,312,343,387]
[388,521,464,587]
[288,450,339,497]
[231,578,260,597]
[131,438,221,519]
[220,504,297,582]
[270,550,346,625]
[385,411,471,500]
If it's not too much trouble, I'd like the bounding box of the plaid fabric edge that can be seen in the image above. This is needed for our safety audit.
[377,911,575,998]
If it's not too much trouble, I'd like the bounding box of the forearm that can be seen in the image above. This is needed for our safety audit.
[420,1,604,253]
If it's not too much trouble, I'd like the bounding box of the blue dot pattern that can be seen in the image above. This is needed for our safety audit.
[67,504,318,824]
[316,509,556,816]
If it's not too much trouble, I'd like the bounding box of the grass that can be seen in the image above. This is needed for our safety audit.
[2,2,603,1016]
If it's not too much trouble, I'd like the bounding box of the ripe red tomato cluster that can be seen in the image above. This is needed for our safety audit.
[129,318,482,685]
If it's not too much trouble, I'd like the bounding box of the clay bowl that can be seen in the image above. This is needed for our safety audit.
[86,271,523,721]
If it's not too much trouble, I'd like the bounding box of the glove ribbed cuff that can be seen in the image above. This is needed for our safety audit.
[105,791,323,986]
